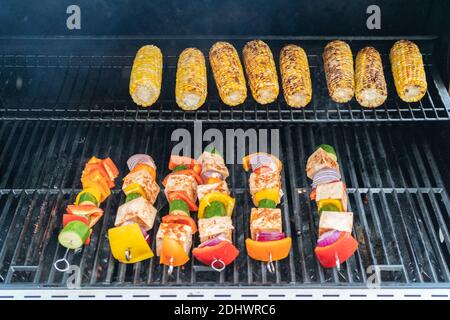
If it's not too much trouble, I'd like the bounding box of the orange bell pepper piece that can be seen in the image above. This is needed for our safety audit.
[102,157,119,181]
[83,163,114,188]
[159,238,190,267]
[245,237,292,262]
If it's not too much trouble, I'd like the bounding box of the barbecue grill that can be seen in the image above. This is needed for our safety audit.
[0,0,449,299]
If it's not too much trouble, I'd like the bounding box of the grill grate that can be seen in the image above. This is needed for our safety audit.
[0,120,449,288]
[0,38,449,123]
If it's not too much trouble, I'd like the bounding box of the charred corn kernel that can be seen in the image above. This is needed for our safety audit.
[279,44,312,108]
[242,40,279,104]
[209,42,247,106]
[390,40,427,103]
[323,40,355,103]
[175,48,207,110]
[355,47,388,108]
[129,45,163,107]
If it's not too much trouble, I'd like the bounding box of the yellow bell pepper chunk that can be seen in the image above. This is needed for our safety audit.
[317,199,344,212]
[198,192,235,218]
[253,188,280,207]
[75,188,102,206]
[123,183,147,200]
[108,223,154,264]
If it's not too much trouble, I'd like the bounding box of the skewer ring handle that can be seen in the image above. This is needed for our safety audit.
[54,258,70,272]
[211,259,226,272]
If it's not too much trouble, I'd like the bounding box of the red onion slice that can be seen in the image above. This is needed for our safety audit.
[201,170,223,181]
[249,154,278,172]
[311,168,341,188]
[317,230,341,247]
[127,154,156,171]
[256,231,286,242]
[198,236,229,248]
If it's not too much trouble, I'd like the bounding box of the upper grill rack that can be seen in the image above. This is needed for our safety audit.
[0,37,449,123]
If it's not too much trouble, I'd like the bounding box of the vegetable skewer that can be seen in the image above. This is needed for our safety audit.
[156,155,200,275]
[54,156,119,272]
[192,149,239,271]
[242,152,292,273]
[108,154,160,264]
[306,144,358,268]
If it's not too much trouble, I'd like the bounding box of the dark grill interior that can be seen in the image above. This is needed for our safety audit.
[1,121,449,288]
[0,38,448,123]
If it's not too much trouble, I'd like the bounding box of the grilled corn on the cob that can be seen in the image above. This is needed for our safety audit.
[209,42,247,106]
[323,40,355,103]
[243,40,279,104]
[175,48,207,110]
[355,47,387,108]
[129,45,163,107]
[390,40,427,103]
[279,44,312,108]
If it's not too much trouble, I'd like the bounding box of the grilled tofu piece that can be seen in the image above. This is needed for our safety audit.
[323,40,355,103]
[306,147,340,180]
[315,181,348,211]
[164,174,198,203]
[198,216,234,244]
[156,223,193,256]
[122,170,160,205]
[115,197,157,231]
[390,40,427,102]
[197,181,230,201]
[243,40,279,104]
[209,42,247,106]
[279,44,312,108]
[250,208,282,240]
[355,47,387,108]
[319,211,353,235]
[175,48,207,110]
[129,45,163,107]
[249,171,282,197]
[198,151,229,180]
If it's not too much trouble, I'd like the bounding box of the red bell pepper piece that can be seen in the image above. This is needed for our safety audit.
[162,215,198,234]
[62,214,90,227]
[192,241,239,267]
[314,232,358,268]
[167,192,198,211]
[310,188,316,201]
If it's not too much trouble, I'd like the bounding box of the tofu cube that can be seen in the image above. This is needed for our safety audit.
[122,170,160,205]
[156,222,193,256]
[319,211,353,235]
[164,174,197,203]
[115,197,157,231]
[306,147,339,179]
[250,208,282,240]
[315,181,348,211]
[198,216,234,244]
[197,181,229,201]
